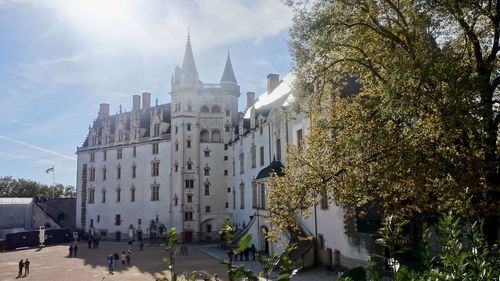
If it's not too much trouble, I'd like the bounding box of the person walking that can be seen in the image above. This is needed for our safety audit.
[107,254,114,274]
[244,247,249,261]
[68,245,74,257]
[120,252,126,265]
[18,259,24,277]
[126,248,132,266]
[73,245,78,257]
[88,238,92,249]
[250,244,256,260]
[24,259,30,276]
[113,253,119,268]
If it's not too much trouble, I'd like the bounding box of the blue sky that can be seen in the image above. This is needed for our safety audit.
[0,0,293,187]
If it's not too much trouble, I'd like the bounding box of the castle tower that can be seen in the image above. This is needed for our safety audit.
[170,35,240,242]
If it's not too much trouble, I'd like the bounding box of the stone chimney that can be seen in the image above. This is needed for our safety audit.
[132,95,141,111]
[98,103,109,119]
[267,74,280,93]
[142,92,151,110]
[246,92,255,108]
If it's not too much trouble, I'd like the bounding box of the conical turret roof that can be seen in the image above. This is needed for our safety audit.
[220,52,237,84]
[181,33,199,83]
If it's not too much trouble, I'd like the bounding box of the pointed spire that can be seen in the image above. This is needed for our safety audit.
[220,52,237,84]
[181,31,199,84]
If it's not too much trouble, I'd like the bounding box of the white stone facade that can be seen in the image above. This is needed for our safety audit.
[76,37,371,268]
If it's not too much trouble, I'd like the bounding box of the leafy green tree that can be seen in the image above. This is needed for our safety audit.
[0,176,75,198]
[269,0,499,240]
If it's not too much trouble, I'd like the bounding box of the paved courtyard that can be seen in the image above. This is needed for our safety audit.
[0,242,339,281]
[0,241,228,281]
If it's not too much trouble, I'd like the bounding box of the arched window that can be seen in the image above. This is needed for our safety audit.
[201,105,209,113]
[200,129,209,143]
[211,129,221,143]
[212,105,221,113]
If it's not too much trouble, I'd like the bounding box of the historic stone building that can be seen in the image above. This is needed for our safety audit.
[76,36,371,268]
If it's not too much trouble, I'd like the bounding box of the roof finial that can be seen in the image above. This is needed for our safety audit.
[119,104,122,114]
[155,98,158,107]
[187,26,190,43]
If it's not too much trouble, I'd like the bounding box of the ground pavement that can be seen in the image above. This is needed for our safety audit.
[0,241,227,281]
[0,241,339,281]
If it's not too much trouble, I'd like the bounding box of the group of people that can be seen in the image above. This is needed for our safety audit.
[107,248,133,274]
[68,244,79,257]
[17,259,30,277]
[88,238,100,249]
[234,244,256,262]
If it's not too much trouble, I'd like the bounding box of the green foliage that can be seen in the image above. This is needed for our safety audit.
[416,212,500,281]
[236,233,252,254]
[0,176,75,198]
[269,0,500,234]
[161,227,178,281]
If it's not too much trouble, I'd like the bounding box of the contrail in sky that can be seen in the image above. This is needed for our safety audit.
[0,135,76,161]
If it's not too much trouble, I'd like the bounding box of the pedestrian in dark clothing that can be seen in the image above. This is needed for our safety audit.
[24,259,30,276]
[73,245,78,257]
[88,239,92,249]
[250,244,256,260]
[113,253,119,268]
[93,239,96,249]
[68,245,74,257]
[244,247,249,261]
[18,259,24,277]
[239,251,244,261]
[107,255,114,274]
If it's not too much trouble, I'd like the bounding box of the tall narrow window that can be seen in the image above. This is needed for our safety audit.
[204,167,210,175]
[187,194,193,203]
[131,165,136,178]
[184,212,193,221]
[205,206,211,213]
[187,123,192,131]
[102,167,107,181]
[204,183,210,195]
[239,183,245,209]
[102,189,106,203]
[116,187,121,202]
[260,183,266,209]
[89,168,96,181]
[252,182,257,208]
[260,146,265,166]
[239,153,244,174]
[187,160,192,170]
[151,161,160,176]
[90,152,95,162]
[132,146,136,157]
[88,188,95,203]
[130,186,135,202]
[152,143,159,154]
[151,184,160,201]
[276,139,281,161]
[297,129,303,147]
[187,140,192,148]
[103,150,107,161]
[117,148,122,159]
[251,146,256,168]
[115,214,121,225]
[117,166,121,179]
